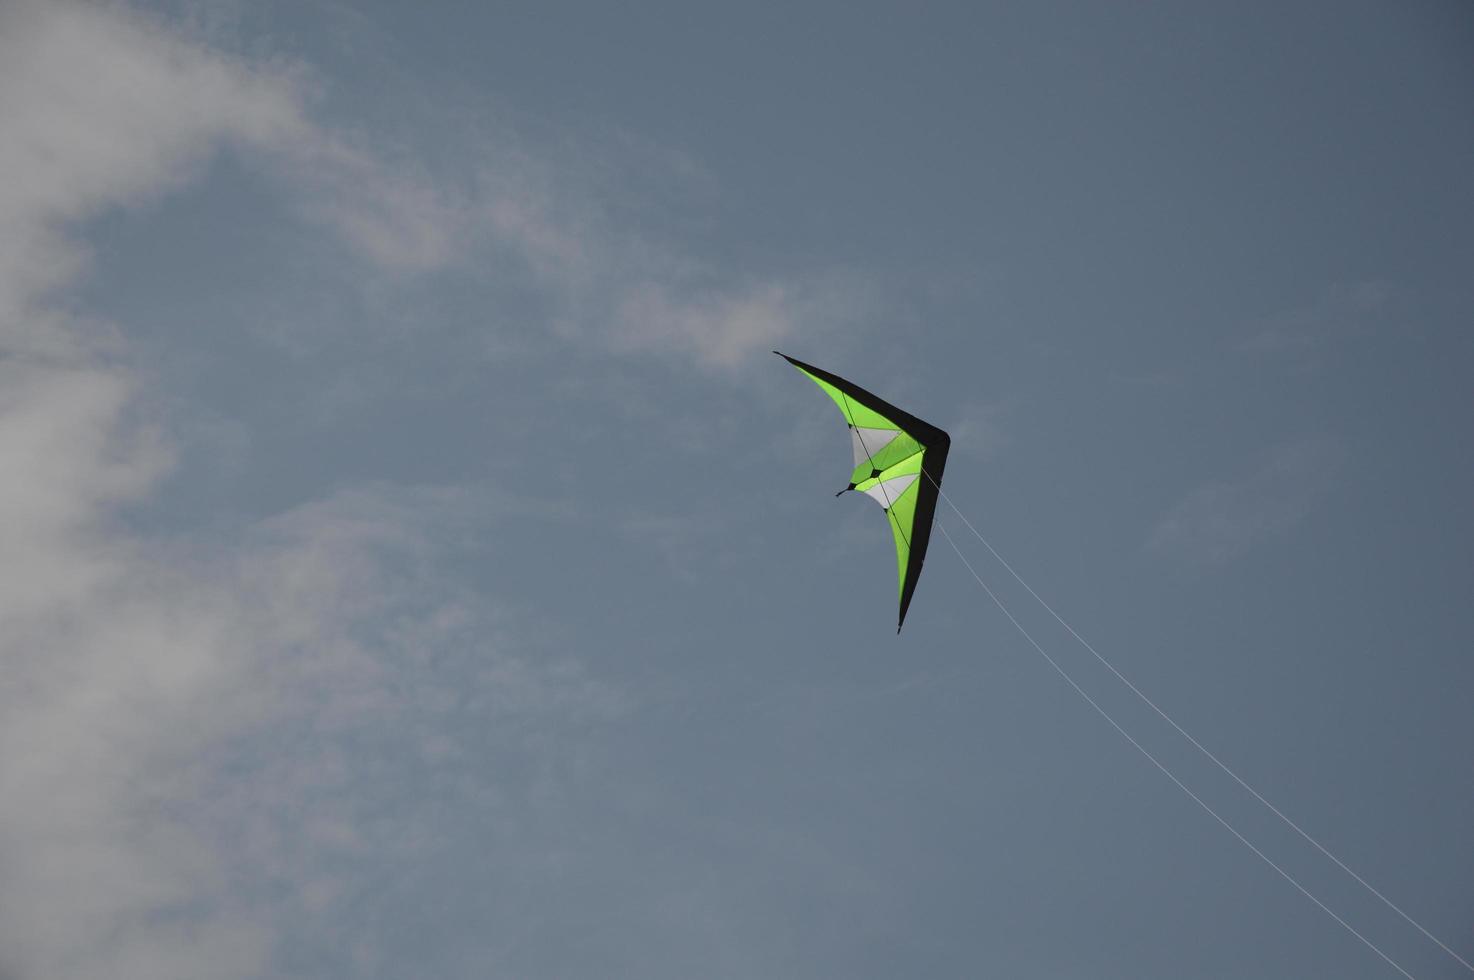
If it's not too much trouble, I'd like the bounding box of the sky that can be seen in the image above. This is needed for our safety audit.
[0,1,1471,977]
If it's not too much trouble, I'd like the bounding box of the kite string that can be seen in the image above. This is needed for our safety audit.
[929,479,1473,976]
[933,521,1418,980]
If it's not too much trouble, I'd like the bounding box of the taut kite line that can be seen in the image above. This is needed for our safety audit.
[776,352,950,632]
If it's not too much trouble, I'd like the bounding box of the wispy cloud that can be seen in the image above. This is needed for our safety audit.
[1146,438,1346,566]
[466,157,855,371]
[0,0,842,969]
[4,0,835,375]
[0,4,620,978]
[270,135,471,273]
[0,0,464,341]
[0,480,621,980]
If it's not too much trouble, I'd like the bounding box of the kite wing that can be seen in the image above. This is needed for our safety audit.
[777,351,950,632]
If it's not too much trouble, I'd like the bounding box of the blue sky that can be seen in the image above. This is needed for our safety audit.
[1,1,1470,977]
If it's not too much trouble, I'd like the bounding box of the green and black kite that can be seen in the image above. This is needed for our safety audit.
[777,352,950,632]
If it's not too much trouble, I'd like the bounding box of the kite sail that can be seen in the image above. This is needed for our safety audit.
[777,352,950,632]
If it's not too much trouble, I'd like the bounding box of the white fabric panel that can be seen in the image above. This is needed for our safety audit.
[850,426,899,466]
[860,473,918,510]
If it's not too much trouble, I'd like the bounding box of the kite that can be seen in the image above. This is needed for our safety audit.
[777,352,950,632]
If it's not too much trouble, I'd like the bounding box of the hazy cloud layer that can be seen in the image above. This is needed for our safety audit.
[1146,439,1346,566]
[0,4,617,977]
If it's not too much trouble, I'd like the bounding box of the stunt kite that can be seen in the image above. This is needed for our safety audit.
[777,352,950,632]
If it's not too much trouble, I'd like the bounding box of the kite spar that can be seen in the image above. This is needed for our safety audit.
[775,352,950,631]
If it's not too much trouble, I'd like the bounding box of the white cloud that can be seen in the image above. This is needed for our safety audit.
[614,281,797,369]
[0,1,296,328]
[0,479,619,980]
[270,134,471,273]
[0,0,465,348]
[1146,438,1345,566]
[0,3,826,969]
[0,4,619,978]
[461,126,852,370]
[0,0,832,374]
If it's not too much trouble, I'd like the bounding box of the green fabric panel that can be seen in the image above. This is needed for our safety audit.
[848,432,924,482]
[886,478,920,596]
[889,517,910,596]
[854,449,923,486]
[879,451,923,479]
[867,432,923,472]
[796,367,902,430]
